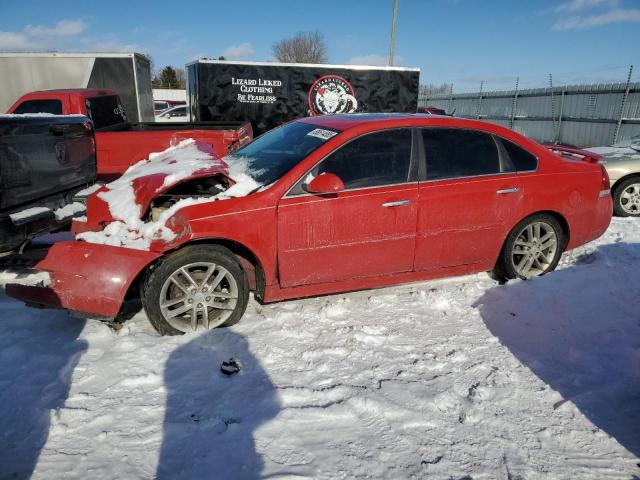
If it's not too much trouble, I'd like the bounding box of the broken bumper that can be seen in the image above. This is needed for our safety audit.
[6,241,161,317]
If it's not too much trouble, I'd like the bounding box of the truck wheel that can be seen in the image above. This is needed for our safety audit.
[613,177,640,217]
[141,245,249,335]
[494,214,565,281]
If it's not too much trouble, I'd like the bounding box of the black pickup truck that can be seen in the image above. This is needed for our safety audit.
[0,114,97,253]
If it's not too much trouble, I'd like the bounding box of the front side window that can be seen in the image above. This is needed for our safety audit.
[13,99,63,115]
[313,129,413,190]
[422,128,500,180]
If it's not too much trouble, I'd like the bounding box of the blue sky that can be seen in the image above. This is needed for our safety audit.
[1,0,638,91]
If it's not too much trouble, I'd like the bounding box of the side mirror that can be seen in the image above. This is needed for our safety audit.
[304,173,345,194]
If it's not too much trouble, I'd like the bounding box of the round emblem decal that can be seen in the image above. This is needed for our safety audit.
[308,75,358,115]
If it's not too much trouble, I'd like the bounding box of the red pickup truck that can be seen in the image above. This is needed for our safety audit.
[7,89,253,181]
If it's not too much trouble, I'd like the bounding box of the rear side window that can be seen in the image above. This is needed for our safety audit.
[85,95,127,129]
[154,101,168,110]
[317,129,412,190]
[422,128,500,180]
[500,138,538,171]
[13,99,62,115]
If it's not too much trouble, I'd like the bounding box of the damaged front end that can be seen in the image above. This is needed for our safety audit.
[7,140,241,318]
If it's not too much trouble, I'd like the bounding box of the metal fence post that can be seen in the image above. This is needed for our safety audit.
[549,74,556,140]
[509,77,519,129]
[613,65,634,144]
[476,80,484,119]
[448,84,454,115]
[555,87,566,143]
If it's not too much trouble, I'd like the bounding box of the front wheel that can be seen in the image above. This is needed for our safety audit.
[494,214,565,280]
[613,177,640,217]
[141,245,249,335]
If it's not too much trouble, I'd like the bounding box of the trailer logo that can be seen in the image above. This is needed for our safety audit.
[308,75,358,115]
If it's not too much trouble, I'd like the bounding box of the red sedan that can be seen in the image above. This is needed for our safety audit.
[7,114,612,335]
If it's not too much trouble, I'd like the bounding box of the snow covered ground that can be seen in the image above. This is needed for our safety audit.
[0,218,639,479]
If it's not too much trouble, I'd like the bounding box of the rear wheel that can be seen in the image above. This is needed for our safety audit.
[494,214,565,280]
[141,245,249,335]
[613,177,640,217]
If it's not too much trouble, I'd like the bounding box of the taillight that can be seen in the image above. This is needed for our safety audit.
[599,164,610,198]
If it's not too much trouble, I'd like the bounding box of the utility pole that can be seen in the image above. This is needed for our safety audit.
[389,0,399,66]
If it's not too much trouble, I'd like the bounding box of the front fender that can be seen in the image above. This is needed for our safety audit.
[8,241,161,317]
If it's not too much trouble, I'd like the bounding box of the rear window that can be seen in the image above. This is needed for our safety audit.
[13,99,63,115]
[85,95,127,129]
[154,101,168,111]
[500,138,538,171]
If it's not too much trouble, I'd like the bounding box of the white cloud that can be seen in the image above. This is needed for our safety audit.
[221,43,253,60]
[348,54,404,67]
[0,32,32,50]
[555,0,617,13]
[552,8,640,30]
[24,19,86,38]
[0,19,86,51]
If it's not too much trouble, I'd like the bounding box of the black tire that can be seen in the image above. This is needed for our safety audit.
[612,177,640,217]
[141,244,249,336]
[494,213,566,281]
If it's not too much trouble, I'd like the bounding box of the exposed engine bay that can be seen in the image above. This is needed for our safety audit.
[147,176,229,222]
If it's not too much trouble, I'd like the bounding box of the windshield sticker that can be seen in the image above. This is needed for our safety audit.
[306,128,338,141]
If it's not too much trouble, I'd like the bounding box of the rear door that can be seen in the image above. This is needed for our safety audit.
[277,128,419,287]
[415,127,525,271]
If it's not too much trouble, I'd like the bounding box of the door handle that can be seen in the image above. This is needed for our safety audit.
[496,187,520,195]
[382,199,411,207]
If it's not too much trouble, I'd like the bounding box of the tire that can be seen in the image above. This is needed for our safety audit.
[141,245,249,336]
[612,177,640,217]
[494,213,565,281]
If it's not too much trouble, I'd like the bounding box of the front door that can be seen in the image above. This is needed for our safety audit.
[277,128,419,288]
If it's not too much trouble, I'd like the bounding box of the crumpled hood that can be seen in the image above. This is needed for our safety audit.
[84,140,230,227]
[74,139,262,251]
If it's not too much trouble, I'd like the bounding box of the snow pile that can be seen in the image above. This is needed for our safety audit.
[76,139,262,250]
[9,206,50,222]
[74,184,102,197]
[0,218,638,478]
[53,202,85,221]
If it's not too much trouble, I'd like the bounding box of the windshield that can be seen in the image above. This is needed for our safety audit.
[226,121,341,185]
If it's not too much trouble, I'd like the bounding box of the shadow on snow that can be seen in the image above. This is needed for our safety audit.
[156,327,280,479]
[0,293,87,479]
[475,242,640,458]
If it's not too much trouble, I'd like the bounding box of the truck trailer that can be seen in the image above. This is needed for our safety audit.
[187,59,420,135]
[0,52,154,122]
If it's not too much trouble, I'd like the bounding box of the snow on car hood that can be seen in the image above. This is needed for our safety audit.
[77,139,262,250]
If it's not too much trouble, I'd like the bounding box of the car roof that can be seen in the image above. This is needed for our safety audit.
[297,113,489,131]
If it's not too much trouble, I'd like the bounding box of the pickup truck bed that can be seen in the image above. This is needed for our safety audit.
[95,121,252,180]
[8,90,253,181]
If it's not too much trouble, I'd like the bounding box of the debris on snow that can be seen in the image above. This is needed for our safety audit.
[221,358,242,376]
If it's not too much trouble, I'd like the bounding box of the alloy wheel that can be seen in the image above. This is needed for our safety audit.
[511,221,558,279]
[159,262,239,332]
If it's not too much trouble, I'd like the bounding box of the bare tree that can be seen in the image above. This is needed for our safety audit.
[175,68,186,89]
[272,31,328,64]
[419,83,453,96]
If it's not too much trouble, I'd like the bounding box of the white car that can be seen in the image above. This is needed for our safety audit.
[155,105,188,122]
[586,135,640,217]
